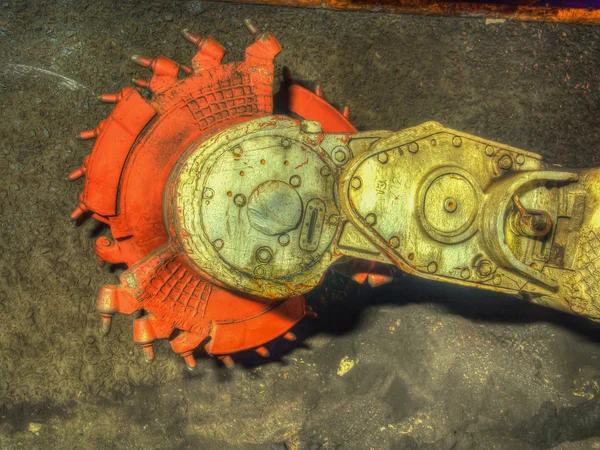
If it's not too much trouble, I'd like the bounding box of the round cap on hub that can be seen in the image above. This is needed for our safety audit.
[247,180,303,236]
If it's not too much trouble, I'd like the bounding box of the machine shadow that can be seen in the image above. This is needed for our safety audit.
[231,270,600,370]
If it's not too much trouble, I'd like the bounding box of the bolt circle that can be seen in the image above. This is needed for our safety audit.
[365,213,377,226]
[461,268,471,279]
[408,143,419,153]
[389,236,400,248]
[333,147,348,163]
[443,197,457,213]
[427,262,438,273]
[233,193,246,207]
[203,188,214,199]
[255,246,273,264]
[452,136,462,147]
[351,177,362,189]
[377,152,389,164]
[278,234,290,246]
[289,175,301,188]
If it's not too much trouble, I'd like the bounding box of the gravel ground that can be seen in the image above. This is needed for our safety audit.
[0,1,600,449]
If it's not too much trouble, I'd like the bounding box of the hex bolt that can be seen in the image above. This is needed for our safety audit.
[444,197,457,213]
[328,214,339,225]
[351,177,362,189]
[320,166,331,177]
[452,136,462,147]
[300,120,322,134]
[477,260,493,277]
[516,155,525,165]
[289,175,301,187]
[203,188,214,199]
[461,268,471,279]
[255,247,273,264]
[231,145,243,158]
[253,265,266,278]
[233,194,246,207]
[377,152,389,164]
[365,213,377,226]
[427,262,438,273]
[493,274,502,285]
[333,147,348,163]
[389,236,400,248]
[278,234,290,246]
[485,146,495,156]
[498,155,513,170]
[302,255,313,265]
[408,143,419,153]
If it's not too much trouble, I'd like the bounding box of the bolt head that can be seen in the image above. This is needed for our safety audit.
[498,155,513,170]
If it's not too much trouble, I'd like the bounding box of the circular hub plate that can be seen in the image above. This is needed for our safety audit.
[171,116,340,298]
[418,167,481,244]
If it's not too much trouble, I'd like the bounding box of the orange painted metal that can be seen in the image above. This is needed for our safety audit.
[216,0,600,25]
[69,22,377,368]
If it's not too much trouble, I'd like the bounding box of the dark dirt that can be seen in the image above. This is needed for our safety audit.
[1,1,600,449]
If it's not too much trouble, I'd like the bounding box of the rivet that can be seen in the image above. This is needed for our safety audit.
[427,262,438,273]
[408,253,415,260]
[493,274,502,285]
[281,138,292,148]
[278,234,290,246]
[461,268,471,279]
[253,265,266,278]
[213,239,224,251]
[290,175,301,187]
[239,170,245,176]
[444,197,457,213]
[233,193,246,207]
[485,145,495,156]
[377,152,389,164]
[320,166,331,177]
[255,246,273,264]
[516,155,525,165]
[328,214,339,225]
[203,188,214,199]
[498,155,513,170]
[430,139,437,146]
[389,236,400,248]
[365,213,377,226]
[408,142,419,153]
[333,147,347,163]
[351,177,362,189]
[452,136,462,147]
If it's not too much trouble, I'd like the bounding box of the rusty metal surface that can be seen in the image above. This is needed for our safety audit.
[216,0,600,24]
